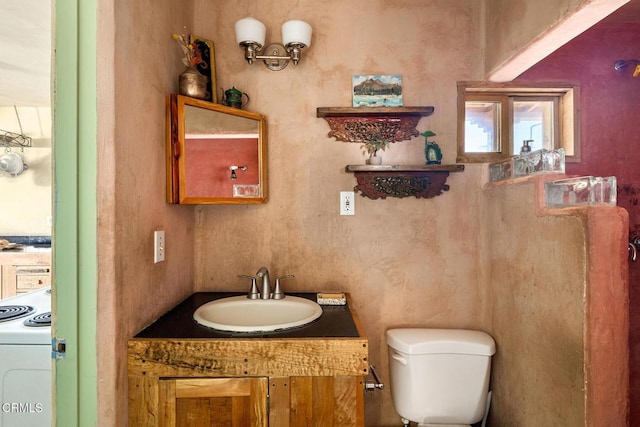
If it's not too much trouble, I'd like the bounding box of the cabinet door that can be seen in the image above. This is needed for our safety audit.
[269,376,365,427]
[158,377,268,427]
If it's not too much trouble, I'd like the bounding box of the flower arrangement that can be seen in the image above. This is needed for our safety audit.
[172,27,202,68]
[361,136,391,157]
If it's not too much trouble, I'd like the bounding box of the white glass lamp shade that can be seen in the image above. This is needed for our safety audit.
[235,17,266,48]
[282,20,312,48]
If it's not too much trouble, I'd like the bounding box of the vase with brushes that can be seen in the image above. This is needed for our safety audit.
[173,27,208,100]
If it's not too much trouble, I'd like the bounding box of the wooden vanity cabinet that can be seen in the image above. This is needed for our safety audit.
[129,322,368,426]
[129,294,368,426]
[129,340,368,426]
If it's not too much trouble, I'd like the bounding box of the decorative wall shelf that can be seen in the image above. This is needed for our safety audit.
[317,107,434,143]
[345,164,464,199]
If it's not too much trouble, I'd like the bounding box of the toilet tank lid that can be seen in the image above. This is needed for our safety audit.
[386,328,496,356]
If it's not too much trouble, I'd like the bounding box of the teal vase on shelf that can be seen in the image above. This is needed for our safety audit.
[421,130,442,164]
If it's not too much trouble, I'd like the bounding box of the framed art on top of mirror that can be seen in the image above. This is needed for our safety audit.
[189,35,217,103]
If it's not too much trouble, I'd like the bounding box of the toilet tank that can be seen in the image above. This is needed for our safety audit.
[387,328,496,425]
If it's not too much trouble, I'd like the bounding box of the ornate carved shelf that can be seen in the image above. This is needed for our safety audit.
[345,164,464,200]
[317,107,434,143]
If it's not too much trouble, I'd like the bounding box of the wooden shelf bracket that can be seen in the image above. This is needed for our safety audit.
[317,107,434,143]
[345,164,464,200]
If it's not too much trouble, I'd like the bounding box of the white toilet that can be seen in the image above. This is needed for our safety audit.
[386,328,496,427]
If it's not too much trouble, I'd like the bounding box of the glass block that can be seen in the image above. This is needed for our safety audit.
[488,158,513,182]
[514,148,565,177]
[545,176,617,207]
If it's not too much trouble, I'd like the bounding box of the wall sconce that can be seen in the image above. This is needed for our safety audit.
[235,17,312,71]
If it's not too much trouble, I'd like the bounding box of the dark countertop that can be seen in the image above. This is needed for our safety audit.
[0,236,51,253]
[1,235,51,247]
[135,292,361,339]
[0,246,51,253]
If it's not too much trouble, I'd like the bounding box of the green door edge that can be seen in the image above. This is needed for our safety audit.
[54,0,98,425]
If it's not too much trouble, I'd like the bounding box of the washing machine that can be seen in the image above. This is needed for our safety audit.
[0,287,51,426]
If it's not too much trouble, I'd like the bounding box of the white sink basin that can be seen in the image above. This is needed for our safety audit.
[193,296,323,332]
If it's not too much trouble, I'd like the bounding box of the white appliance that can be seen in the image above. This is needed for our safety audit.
[0,288,51,427]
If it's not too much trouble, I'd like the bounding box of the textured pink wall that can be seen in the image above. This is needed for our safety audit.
[194,1,484,425]
[99,1,634,425]
[482,180,587,425]
[97,0,197,425]
[517,20,640,425]
[584,207,629,426]
[482,177,628,426]
[483,0,630,81]
[484,0,593,73]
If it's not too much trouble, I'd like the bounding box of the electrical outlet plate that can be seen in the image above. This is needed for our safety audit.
[340,191,355,215]
[154,230,165,263]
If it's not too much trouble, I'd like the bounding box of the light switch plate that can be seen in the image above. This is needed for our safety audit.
[153,230,165,263]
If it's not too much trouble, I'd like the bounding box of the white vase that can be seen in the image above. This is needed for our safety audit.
[367,155,382,165]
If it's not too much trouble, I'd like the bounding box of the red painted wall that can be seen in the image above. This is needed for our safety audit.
[516,21,640,424]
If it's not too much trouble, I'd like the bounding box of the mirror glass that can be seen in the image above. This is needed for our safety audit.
[168,95,267,204]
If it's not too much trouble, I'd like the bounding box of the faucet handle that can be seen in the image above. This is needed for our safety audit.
[238,275,259,299]
[273,275,294,300]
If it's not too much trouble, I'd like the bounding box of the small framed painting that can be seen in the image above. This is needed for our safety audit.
[352,74,403,107]
[189,35,217,103]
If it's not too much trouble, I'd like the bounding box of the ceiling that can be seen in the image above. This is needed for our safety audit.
[0,0,51,107]
[0,0,637,108]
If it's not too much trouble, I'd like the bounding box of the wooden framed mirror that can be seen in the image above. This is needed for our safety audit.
[167,94,268,204]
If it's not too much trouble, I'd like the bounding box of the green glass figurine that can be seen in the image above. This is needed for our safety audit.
[421,130,442,164]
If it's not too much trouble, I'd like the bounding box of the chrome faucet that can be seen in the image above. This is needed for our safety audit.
[256,267,271,299]
[242,267,294,300]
